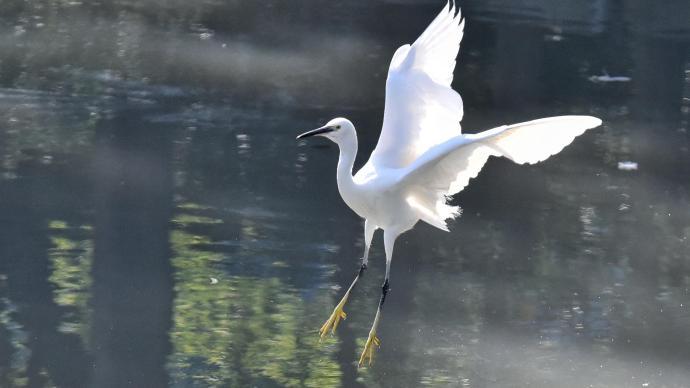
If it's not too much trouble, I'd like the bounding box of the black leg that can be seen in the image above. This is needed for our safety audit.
[349,261,367,294]
[379,279,390,308]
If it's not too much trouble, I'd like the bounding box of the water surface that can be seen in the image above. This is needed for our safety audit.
[0,1,689,387]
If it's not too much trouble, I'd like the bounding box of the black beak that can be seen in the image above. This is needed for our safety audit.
[296,125,334,140]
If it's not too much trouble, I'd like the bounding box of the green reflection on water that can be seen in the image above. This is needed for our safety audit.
[168,209,342,387]
[47,220,93,349]
[172,214,223,227]
[0,299,29,387]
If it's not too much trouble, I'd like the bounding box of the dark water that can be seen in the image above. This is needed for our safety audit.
[0,1,689,387]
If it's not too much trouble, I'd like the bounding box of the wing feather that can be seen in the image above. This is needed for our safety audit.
[367,2,465,169]
[480,116,602,165]
[399,116,602,229]
[355,2,603,232]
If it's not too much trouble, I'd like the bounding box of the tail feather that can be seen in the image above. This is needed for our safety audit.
[406,191,462,232]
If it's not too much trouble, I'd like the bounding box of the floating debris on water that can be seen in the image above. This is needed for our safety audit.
[617,161,638,171]
[209,277,218,284]
[589,73,631,83]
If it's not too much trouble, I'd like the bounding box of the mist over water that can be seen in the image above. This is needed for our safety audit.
[0,1,689,387]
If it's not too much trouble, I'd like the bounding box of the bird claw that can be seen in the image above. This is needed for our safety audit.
[319,295,349,340]
[358,331,381,367]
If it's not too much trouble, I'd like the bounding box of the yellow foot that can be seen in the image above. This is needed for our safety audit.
[319,293,349,340]
[358,331,381,367]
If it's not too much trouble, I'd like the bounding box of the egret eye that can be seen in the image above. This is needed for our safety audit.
[335,125,341,129]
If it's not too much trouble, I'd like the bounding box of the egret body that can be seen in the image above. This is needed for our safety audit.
[297,2,601,367]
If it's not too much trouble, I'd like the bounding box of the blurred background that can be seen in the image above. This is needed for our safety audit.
[0,0,689,387]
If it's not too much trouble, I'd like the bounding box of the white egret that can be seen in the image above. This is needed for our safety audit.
[297,2,601,367]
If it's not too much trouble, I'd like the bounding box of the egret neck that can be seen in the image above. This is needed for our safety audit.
[335,129,359,207]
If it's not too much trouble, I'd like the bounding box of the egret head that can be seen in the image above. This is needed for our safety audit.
[296,117,355,146]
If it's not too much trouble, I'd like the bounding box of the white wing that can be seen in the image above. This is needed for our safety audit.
[367,2,465,169]
[400,116,602,230]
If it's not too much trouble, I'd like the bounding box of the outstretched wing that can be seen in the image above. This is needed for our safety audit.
[367,2,465,169]
[400,116,602,229]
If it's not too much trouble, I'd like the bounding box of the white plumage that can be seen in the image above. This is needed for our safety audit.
[297,2,602,367]
[399,115,601,229]
[371,9,465,169]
